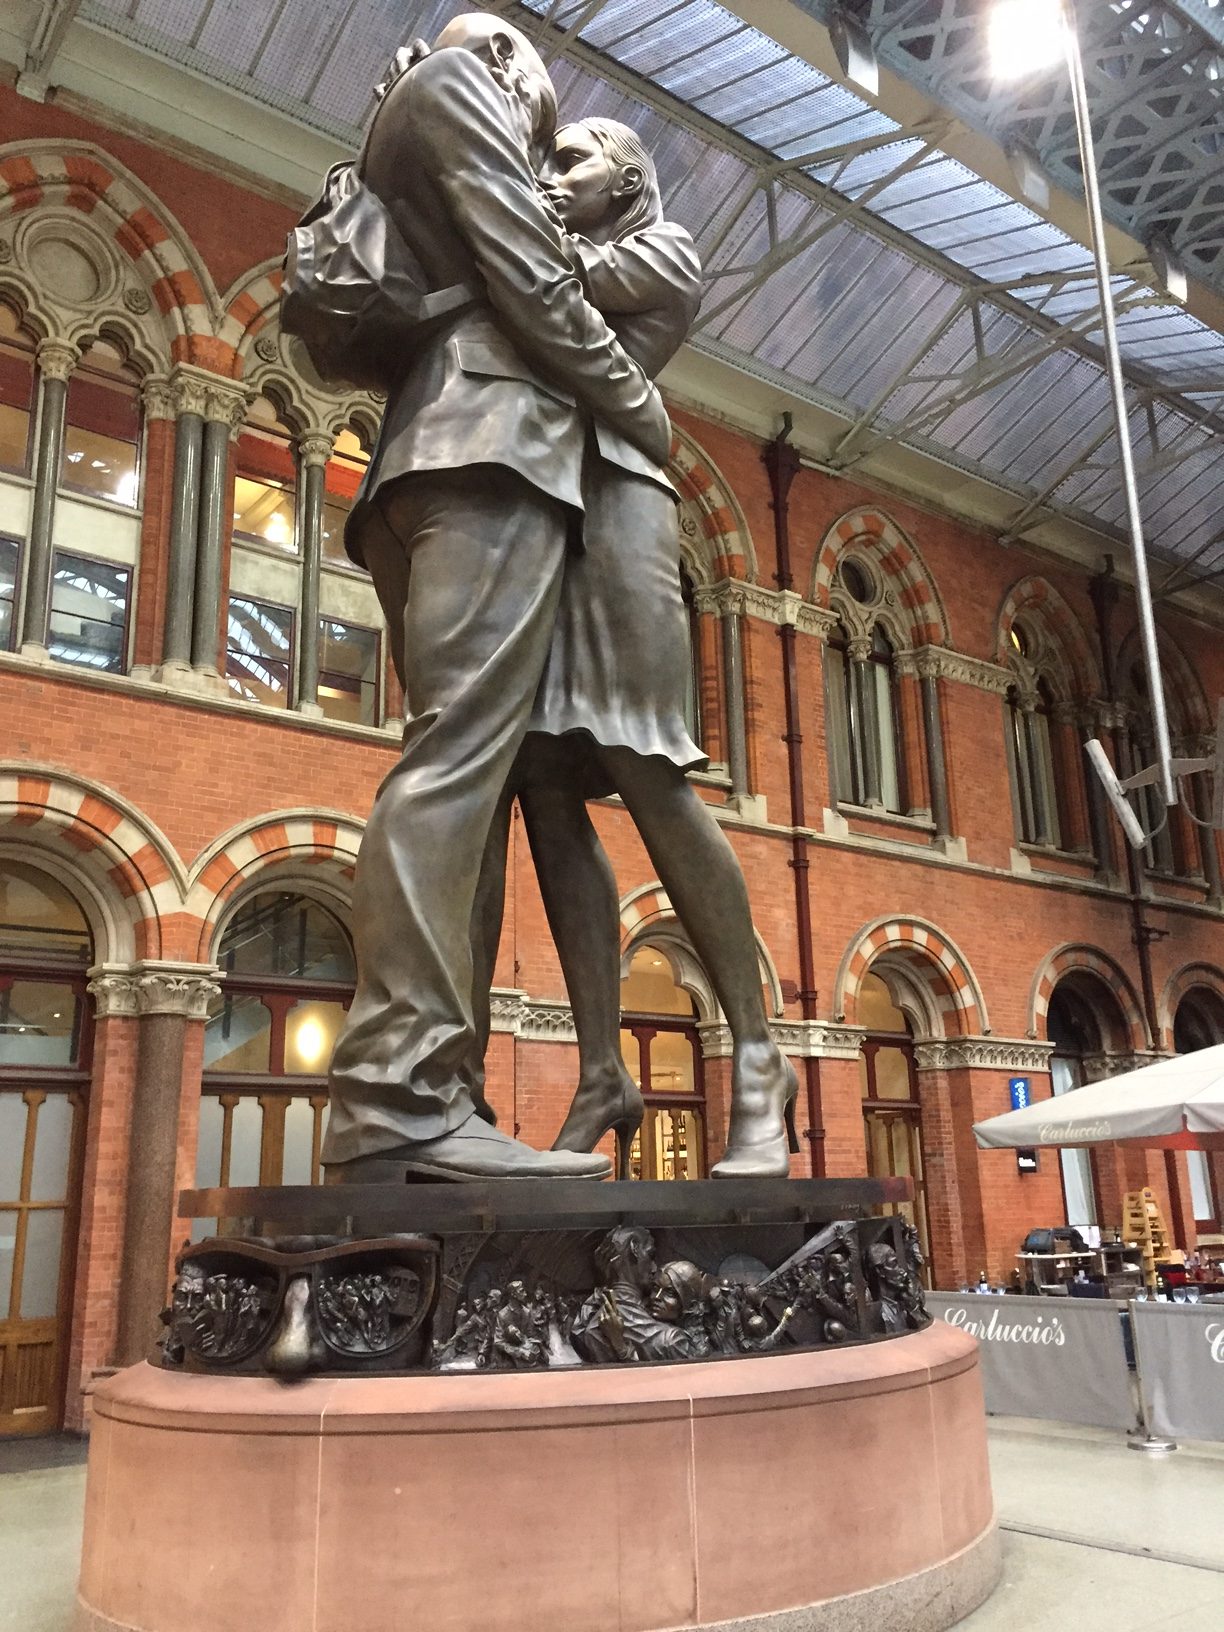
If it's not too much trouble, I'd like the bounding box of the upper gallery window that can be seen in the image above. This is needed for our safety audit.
[1002,614,1079,852]
[48,551,131,673]
[0,306,35,478]
[226,594,294,708]
[318,618,380,727]
[825,578,906,816]
[322,429,369,566]
[233,398,296,550]
[60,340,142,507]
[0,535,18,652]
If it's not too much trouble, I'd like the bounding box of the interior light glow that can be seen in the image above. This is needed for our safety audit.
[114,469,138,505]
[263,512,291,545]
[988,0,1065,80]
[294,1015,326,1068]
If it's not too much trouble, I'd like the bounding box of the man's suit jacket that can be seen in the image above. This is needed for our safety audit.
[347,46,673,565]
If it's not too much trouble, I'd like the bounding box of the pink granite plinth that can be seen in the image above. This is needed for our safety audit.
[76,1324,998,1632]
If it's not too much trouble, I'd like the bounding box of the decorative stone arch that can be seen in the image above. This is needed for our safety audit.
[1029,944,1149,1051]
[0,765,184,961]
[995,575,1100,702]
[668,425,756,584]
[811,509,949,649]
[216,258,285,379]
[0,142,219,367]
[1157,962,1224,1052]
[224,282,382,445]
[1115,624,1212,739]
[834,916,987,1038]
[617,883,784,1020]
[186,811,363,963]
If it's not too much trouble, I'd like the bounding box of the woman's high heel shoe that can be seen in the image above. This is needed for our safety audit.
[711,1056,800,1179]
[552,1073,644,1181]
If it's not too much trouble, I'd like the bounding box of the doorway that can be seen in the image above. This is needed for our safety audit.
[857,972,932,1279]
[0,862,92,1437]
[620,946,706,1180]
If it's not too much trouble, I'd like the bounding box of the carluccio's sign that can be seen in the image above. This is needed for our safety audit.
[1133,1302,1224,1442]
[926,1293,1135,1430]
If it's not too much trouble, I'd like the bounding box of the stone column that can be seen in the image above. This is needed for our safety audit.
[90,962,221,1368]
[19,339,78,657]
[295,432,332,716]
[702,582,750,799]
[157,369,210,679]
[916,654,953,840]
[191,381,246,682]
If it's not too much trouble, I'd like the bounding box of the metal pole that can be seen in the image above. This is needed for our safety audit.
[1061,0,1176,809]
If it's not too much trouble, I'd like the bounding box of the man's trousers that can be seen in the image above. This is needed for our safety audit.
[322,466,568,1163]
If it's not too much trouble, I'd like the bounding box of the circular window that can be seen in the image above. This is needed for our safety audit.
[838,557,874,604]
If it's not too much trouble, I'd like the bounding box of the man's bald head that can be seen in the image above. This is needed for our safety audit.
[434,13,557,157]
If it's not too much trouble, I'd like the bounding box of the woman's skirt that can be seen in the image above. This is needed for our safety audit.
[524,462,706,797]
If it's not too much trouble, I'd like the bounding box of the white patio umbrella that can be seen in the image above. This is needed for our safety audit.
[974,1045,1224,1152]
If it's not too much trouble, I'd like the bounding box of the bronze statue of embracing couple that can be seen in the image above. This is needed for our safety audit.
[304,14,797,1183]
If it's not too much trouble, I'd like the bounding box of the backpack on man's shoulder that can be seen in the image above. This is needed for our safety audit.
[280,42,472,395]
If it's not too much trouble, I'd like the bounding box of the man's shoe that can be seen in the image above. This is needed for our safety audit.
[326,1118,612,1182]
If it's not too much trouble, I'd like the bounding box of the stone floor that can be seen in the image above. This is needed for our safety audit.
[1,1417,1222,1631]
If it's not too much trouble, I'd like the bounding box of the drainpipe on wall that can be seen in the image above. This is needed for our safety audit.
[764,415,825,1177]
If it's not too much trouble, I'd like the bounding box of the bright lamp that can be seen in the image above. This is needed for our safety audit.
[988,0,1066,81]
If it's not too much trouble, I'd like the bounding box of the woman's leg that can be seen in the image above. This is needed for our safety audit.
[520,778,642,1166]
[599,746,796,1175]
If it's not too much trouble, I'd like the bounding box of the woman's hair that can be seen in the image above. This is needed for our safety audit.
[559,117,663,239]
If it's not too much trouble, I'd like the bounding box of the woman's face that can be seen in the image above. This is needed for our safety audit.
[542,125,620,232]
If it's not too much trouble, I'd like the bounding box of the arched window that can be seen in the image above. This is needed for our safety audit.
[0,861,92,1436]
[857,971,931,1279]
[1003,619,1077,851]
[233,397,296,550]
[825,555,907,815]
[60,338,142,508]
[1047,983,1105,1230]
[619,946,705,1181]
[1174,990,1224,1229]
[199,892,355,1202]
[0,303,35,478]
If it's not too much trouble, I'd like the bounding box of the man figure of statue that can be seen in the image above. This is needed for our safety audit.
[320,16,672,1182]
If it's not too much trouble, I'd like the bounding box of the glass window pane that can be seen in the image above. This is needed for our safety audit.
[857,972,909,1033]
[226,596,293,707]
[28,1095,75,1203]
[0,535,17,652]
[61,346,141,506]
[648,1029,695,1094]
[1060,1148,1097,1228]
[0,983,81,1067]
[234,421,296,549]
[195,1094,225,1189]
[621,948,695,1015]
[216,894,355,981]
[0,1213,14,1319]
[825,641,853,803]
[281,1097,317,1185]
[20,1209,64,1319]
[284,1000,346,1076]
[1188,1150,1215,1222]
[0,862,91,962]
[0,338,35,475]
[0,1096,27,1200]
[322,433,368,564]
[203,993,272,1073]
[48,553,130,672]
[871,1047,914,1101]
[227,1098,263,1188]
[873,660,901,812]
[318,619,378,726]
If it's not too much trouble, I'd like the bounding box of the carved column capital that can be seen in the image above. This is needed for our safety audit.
[846,635,873,663]
[87,967,142,1019]
[893,649,918,679]
[88,962,221,1020]
[202,380,250,437]
[36,340,79,383]
[140,374,177,421]
[297,432,335,470]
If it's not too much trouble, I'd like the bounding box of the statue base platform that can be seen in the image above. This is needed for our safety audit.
[76,1324,999,1632]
